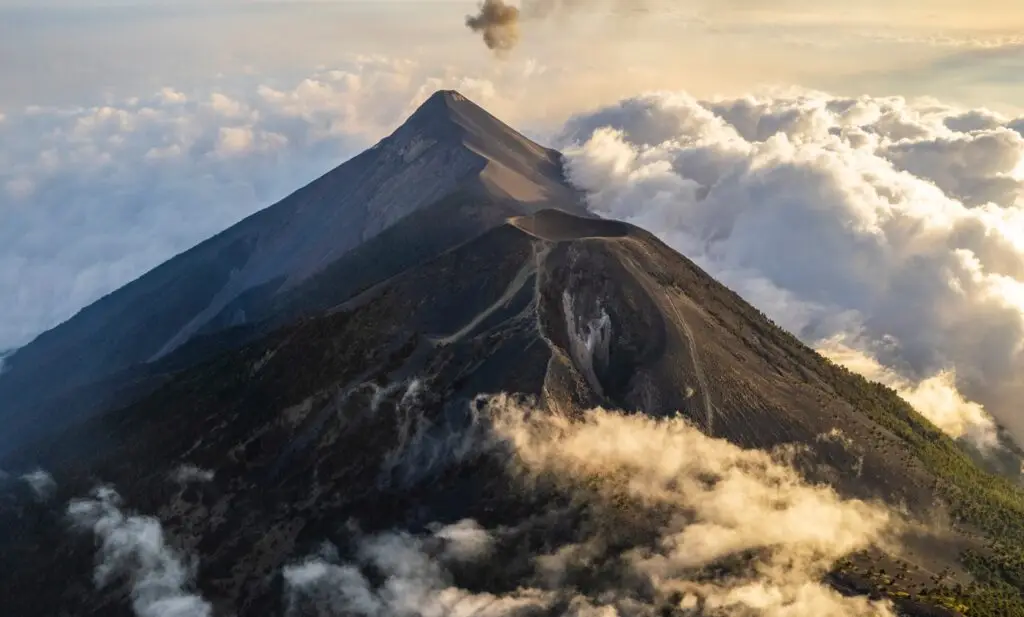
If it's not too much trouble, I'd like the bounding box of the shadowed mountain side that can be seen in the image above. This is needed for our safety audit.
[0,90,586,455]
[2,209,1011,617]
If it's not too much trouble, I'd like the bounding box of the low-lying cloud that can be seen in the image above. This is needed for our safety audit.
[819,338,1000,451]
[20,469,57,502]
[0,467,57,502]
[466,0,522,52]
[557,90,1024,448]
[286,394,897,617]
[169,464,215,485]
[67,486,212,617]
[283,520,526,617]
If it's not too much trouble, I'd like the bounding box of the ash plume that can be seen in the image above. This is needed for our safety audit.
[169,464,215,485]
[466,0,521,52]
[465,0,644,53]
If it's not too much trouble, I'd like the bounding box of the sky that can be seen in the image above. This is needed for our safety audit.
[4,1,1024,112]
[4,0,1024,444]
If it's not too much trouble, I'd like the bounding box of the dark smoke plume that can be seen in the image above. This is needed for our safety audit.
[466,0,648,53]
[466,0,522,52]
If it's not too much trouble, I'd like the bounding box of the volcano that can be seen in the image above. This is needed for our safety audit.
[0,90,586,454]
[1,91,1023,617]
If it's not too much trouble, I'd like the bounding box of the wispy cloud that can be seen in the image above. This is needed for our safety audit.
[19,469,57,502]
[169,464,214,485]
[67,486,212,617]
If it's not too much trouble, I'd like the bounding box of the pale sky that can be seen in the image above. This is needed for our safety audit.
[2,1,1024,113]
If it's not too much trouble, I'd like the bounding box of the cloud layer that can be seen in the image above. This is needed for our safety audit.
[557,90,1024,447]
[286,394,896,617]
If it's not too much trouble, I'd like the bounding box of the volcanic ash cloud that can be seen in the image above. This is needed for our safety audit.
[465,0,521,52]
[465,0,640,52]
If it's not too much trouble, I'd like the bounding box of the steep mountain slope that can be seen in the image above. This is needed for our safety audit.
[5,208,1024,616]
[0,90,585,454]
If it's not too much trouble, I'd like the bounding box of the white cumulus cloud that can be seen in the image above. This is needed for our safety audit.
[556,89,1024,448]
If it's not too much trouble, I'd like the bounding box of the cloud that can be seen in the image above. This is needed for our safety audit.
[465,0,521,52]
[283,522,548,617]
[67,486,212,617]
[556,89,1024,448]
[430,519,494,563]
[20,468,57,502]
[853,31,1024,50]
[0,467,58,501]
[819,338,1001,451]
[169,464,214,485]
[286,394,896,617]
